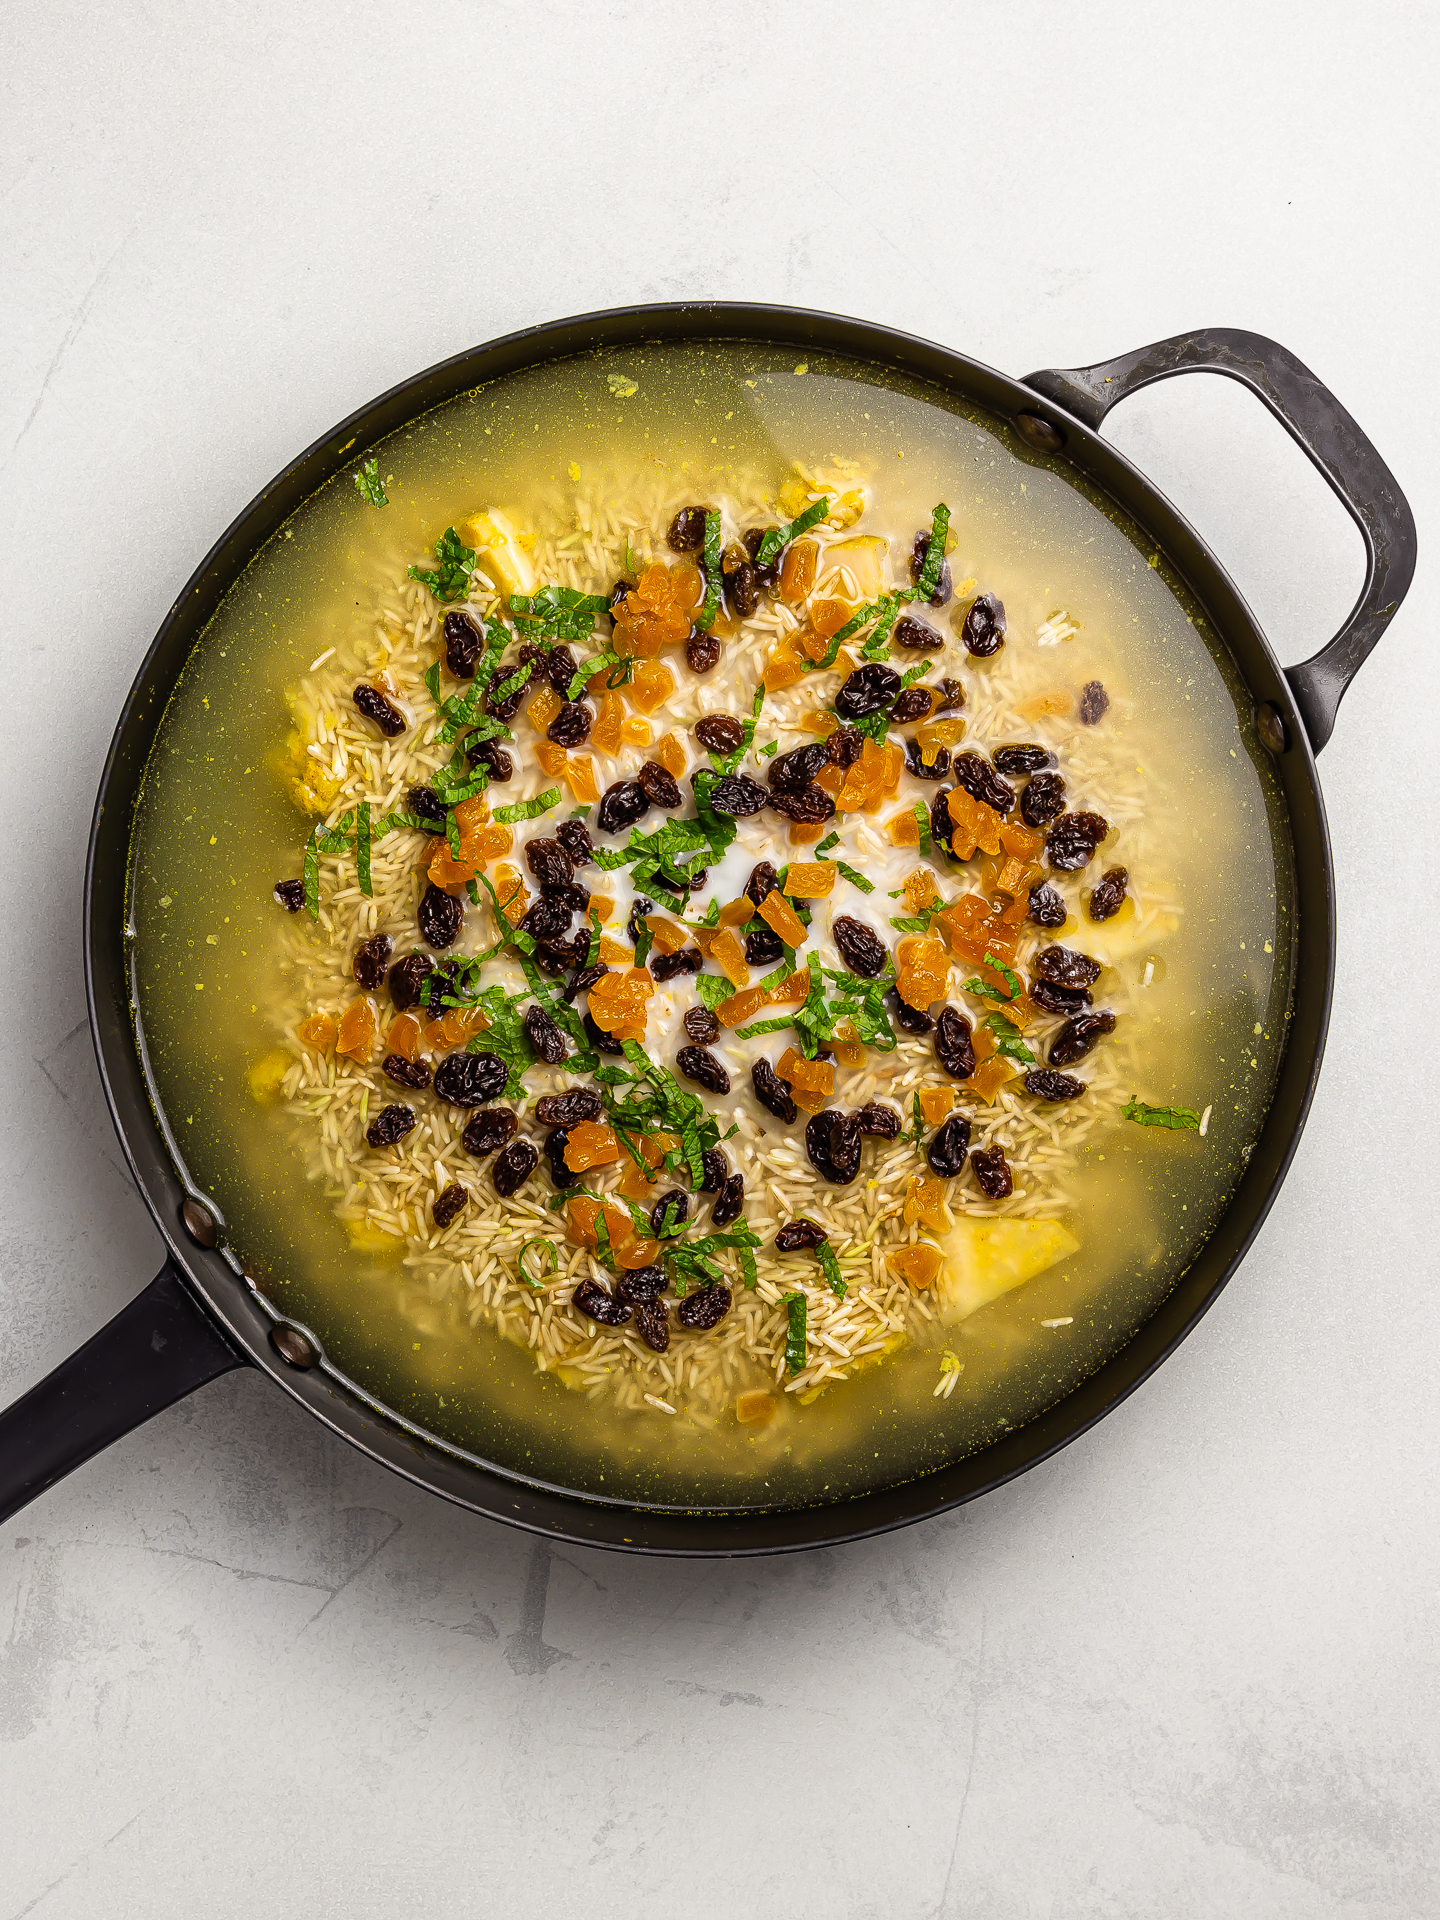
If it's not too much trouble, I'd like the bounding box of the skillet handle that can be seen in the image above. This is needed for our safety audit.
[1022,328,1417,752]
[0,1257,246,1525]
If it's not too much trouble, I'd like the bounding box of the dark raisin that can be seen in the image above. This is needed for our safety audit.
[745,921,784,966]
[892,613,944,651]
[712,1171,745,1226]
[650,1189,689,1239]
[667,506,708,552]
[534,1090,601,1131]
[466,736,513,782]
[353,683,407,736]
[1021,772,1067,828]
[1078,679,1110,725]
[595,780,650,835]
[484,664,528,723]
[686,630,722,675]
[960,593,1006,657]
[564,961,608,1004]
[805,1109,862,1185]
[351,934,393,990]
[952,751,1015,816]
[519,898,573,944]
[632,1300,670,1352]
[889,687,934,724]
[583,1009,625,1057]
[273,878,306,912]
[931,786,957,856]
[432,1050,508,1107]
[547,700,593,748]
[935,1005,977,1079]
[684,1005,720,1045]
[556,818,593,866]
[651,947,704,980]
[418,884,463,950]
[885,986,936,1034]
[403,786,446,831]
[443,609,483,679]
[534,934,590,974]
[768,743,830,793]
[937,679,967,712]
[636,760,682,810]
[1024,1069,1086,1101]
[1088,867,1129,921]
[699,1147,729,1192]
[573,1277,632,1327]
[516,642,548,680]
[363,1102,415,1151]
[1031,979,1091,1016]
[523,1003,569,1065]
[909,529,954,605]
[492,1137,539,1197]
[1046,811,1110,871]
[1050,1011,1117,1067]
[1028,882,1068,928]
[688,867,709,893]
[776,1218,829,1251]
[707,774,770,817]
[463,1107,520,1156]
[836,663,900,719]
[540,882,589,913]
[833,915,888,979]
[752,1057,798,1123]
[524,838,574,889]
[766,786,835,824]
[741,527,782,592]
[1035,945,1102,988]
[993,743,1055,774]
[619,1264,667,1304]
[546,646,579,699]
[677,1284,731,1331]
[745,860,780,907]
[723,561,760,619]
[904,738,951,781]
[676,1045,730,1095]
[694,714,745,755]
[433,1183,469,1229]
[609,580,631,617]
[854,1102,901,1139]
[543,1126,580,1188]
[382,1053,432,1091]
[626,896,656,946]
[826,725,865,768]
[970,1145,1013,1199]
[927,1113,972,1176]
[388,951,433,1011]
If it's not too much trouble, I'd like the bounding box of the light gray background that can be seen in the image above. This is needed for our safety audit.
[3,3,1436,1914]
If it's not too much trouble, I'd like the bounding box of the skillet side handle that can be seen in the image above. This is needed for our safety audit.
[1022,329,1417,752]
[0,1257,246,1526]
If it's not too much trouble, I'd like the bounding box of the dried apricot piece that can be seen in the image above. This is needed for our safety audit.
[799,710,838,738]
[904,867,939,914]
[887,809,921,848]
[832,1038,866,1068]
[716,984,767,1027]
[777,1050,833,1096]
[654,732,687,777]
[710,926,751,988]
[896,935,949,1010]
[811,598,851,639]
[966,1057,1016,1103]
[757,890,807,948]
[299,1011,338,1050]
[890,1244,943,1289]
[918,1086,955,1125]
[614,1235,661,1270]
[998,821,1043,861]
[947,786,1004,859]
[535,740,569,776]
[613,562,698,657]
[591,693,624,754]
[566,1193,635,1250]
[473,823,513,861]
[619,715,651,746]
[768,968,809,1005]
[903,1175,952,1231]
[597,936,635,965]
[629,661,676,714]
[915,718,966,764]
[336,997,377,1062]
[762,638,807,691]
[735,1389,776,1425]
[717,897,755,928]
[565,756,600,803]
[493,863,529,924]
[563,1120,622,1172]
[814,762,846,798]
[644,915,689,955]
[789,821,826,847]
[386,1012,423,1060]
[784,862,835,900]
[527,685,562,731]
[779,537,818,601]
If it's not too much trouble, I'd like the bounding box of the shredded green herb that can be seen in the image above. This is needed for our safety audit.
[408,526,476,603]
[356,800,372,897]
[1122,1097,1203,1131]
[816,831,840,855]
[912,502,950,601]
[493,787,562,825]
[302,825,321,921]
[692,972,732,1012]
[914,801,932,857]
[784,1291,808,1375]
[694,511,723,630]
[518,1237,558,1288]
[816,1240,847,1299]
[984,1012,1036,1066]
[911,1090,925,1150]
[353,458,390,509]
[510,584,609,646]
[961,953,1023,1001]
[753,496,830,568]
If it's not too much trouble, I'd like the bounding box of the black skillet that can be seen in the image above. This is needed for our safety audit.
[0,306,1416,1551]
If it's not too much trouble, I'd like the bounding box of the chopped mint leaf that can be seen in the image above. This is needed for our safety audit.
[695,511,723,630]
[984,1012,1035,1066]
[408,527,476,603]
[835,861,874,894]
[1122,1097,1202,1131]
[753,497,830,568]
[354,458,390,508]
[816,1240,847,1299]
[784,1291,807,1374]
[911,503,950,601]
[493,787,562,824]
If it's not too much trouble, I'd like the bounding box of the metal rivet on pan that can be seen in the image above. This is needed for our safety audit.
[180,1198,218,1248]
[1255,703,1289,754]
[271,1324,320,1370]
[1014,411,1065,453]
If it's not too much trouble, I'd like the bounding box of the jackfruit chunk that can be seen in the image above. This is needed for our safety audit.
[934,1216,1080,1323]
[457,506,536,601]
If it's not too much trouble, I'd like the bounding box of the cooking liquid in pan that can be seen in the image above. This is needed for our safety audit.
[128,342,1292,1510]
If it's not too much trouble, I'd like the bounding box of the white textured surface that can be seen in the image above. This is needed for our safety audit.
[3,2,1438,1913]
